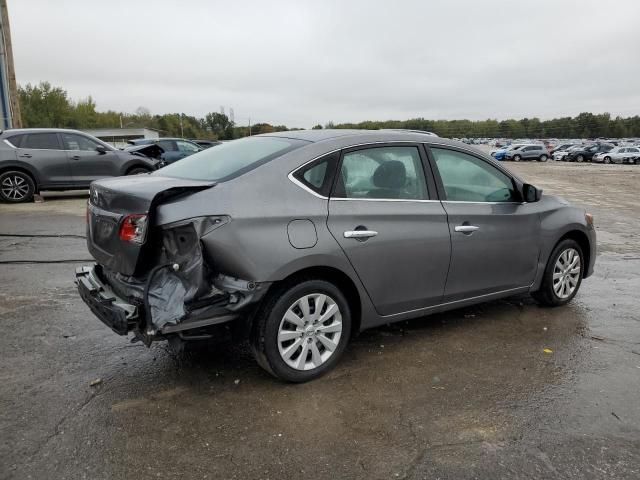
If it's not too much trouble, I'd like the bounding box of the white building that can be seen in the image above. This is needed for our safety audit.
[82,127,160,148]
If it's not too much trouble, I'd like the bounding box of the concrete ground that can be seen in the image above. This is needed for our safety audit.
[1,161,639,479]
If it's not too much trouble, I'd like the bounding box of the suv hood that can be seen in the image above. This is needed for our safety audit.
[87,175,215,275]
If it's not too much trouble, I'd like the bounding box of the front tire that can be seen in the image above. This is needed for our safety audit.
[513,154,521,162]
[532,239,584,307]
[603,156,611,164]
[576,154,584,163]
[539,154,548,162]
[251,279,351,382]
[0,170,36,203]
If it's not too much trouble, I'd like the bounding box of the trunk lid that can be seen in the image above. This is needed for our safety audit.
[87,175,214,276]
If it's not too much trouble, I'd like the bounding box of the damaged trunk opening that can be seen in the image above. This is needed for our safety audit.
[78,178,270,346]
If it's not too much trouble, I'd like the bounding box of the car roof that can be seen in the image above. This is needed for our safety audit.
[1,128,87,135]
[259,128,464,146]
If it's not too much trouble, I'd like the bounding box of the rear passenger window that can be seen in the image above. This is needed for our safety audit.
[334,146,428,200]
[292,152,338,197]
[21,133,61,150]
[6,134,26,147]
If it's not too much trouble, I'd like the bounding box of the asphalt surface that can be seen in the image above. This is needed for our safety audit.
[1,162,639,479]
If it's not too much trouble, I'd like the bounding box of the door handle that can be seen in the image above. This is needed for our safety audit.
[71,155,81,160]
[344,230,378,239]
[454,225,479,233]
[19,153,32,158]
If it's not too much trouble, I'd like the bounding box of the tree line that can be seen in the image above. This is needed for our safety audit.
[18,82,640,140]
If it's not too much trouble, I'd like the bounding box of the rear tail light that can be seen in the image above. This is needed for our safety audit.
[119,214,148,244]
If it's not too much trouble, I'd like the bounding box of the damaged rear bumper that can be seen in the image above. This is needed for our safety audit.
[76,265,138,335]
[75,264,268,342]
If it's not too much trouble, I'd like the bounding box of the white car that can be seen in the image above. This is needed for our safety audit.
[592,146,640,164]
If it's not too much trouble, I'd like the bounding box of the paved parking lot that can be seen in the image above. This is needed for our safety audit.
[1,162,639,479]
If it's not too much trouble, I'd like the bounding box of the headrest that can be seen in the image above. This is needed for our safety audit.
[373,161,406,189]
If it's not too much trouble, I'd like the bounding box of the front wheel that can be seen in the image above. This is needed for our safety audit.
[539,154,548,162]
[532,239,584,307]
[0,170,36,203]
[251,279,351,382]
[576,155,584,163]
[513,154,521,162]
[603,156,611,164]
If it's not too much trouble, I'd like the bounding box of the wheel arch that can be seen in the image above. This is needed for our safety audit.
[261,265,363,338]
[0,164,40,189]
[557,229,591,277]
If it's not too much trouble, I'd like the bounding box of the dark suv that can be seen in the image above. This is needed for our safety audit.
[565,143,614,163]
[0,128,161,203]
[125,138,202,164]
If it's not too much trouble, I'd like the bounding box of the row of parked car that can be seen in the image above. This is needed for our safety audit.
[0,128,220,203]
[491,142,640,164]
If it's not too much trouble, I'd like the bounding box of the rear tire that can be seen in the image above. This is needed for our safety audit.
[576,155,584,163]
[0,170,36,203]
[604,156,611,164]
[539,154,548,162]
[532,239,584,307]
[251,279,351,382]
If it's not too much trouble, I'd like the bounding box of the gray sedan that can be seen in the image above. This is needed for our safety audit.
[76,130,596,382]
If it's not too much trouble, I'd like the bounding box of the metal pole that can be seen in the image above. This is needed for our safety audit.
[248,117,251,136]
[0,0,20,128]
[180,113,184,138]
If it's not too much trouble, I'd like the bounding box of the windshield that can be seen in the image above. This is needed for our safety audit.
[156,136,308,181]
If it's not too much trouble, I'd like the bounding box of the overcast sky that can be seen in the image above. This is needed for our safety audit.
[10,0,640,127]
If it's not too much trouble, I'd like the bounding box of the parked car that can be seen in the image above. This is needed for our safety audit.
[554,145,583,161]
[550,143,578,155]
[565,143,614,163]
[125,138,202,164]
[504,144,549,162]
[76,130,596,382]
[592,146,639,164]
[191,139,222,149]
[621,148,640,165]
[491,144,524,161]
[0,128,161,203]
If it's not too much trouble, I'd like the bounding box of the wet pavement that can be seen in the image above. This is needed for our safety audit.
[1,162,639,479]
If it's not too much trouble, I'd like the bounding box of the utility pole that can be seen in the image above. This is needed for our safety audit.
[0,0,21,128]
[248,117,251,136]
[180,113,184,138]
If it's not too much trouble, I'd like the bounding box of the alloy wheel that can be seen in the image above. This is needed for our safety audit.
[552,248,581,299]
[277,293,343,371]
[1,175,30,201]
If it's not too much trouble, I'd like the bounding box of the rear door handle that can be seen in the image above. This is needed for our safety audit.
[454,225,479,233]
[344,230,378,239]
[71,155,81,160]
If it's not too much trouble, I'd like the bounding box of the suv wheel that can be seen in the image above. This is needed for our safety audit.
[0,171,35,203]
[513,154,521,162]
[539,154,548,162]
[251,279,351,382]
[532,239,584,307]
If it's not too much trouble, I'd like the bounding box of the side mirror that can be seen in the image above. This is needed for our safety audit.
[96,145,108,154]
[522,183,542,202]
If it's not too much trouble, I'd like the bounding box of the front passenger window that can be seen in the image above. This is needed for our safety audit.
[431,148,519,203]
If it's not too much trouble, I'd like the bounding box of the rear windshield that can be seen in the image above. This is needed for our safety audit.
[156,136,308,182]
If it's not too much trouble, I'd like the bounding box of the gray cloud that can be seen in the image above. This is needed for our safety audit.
[10,0,640,127]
